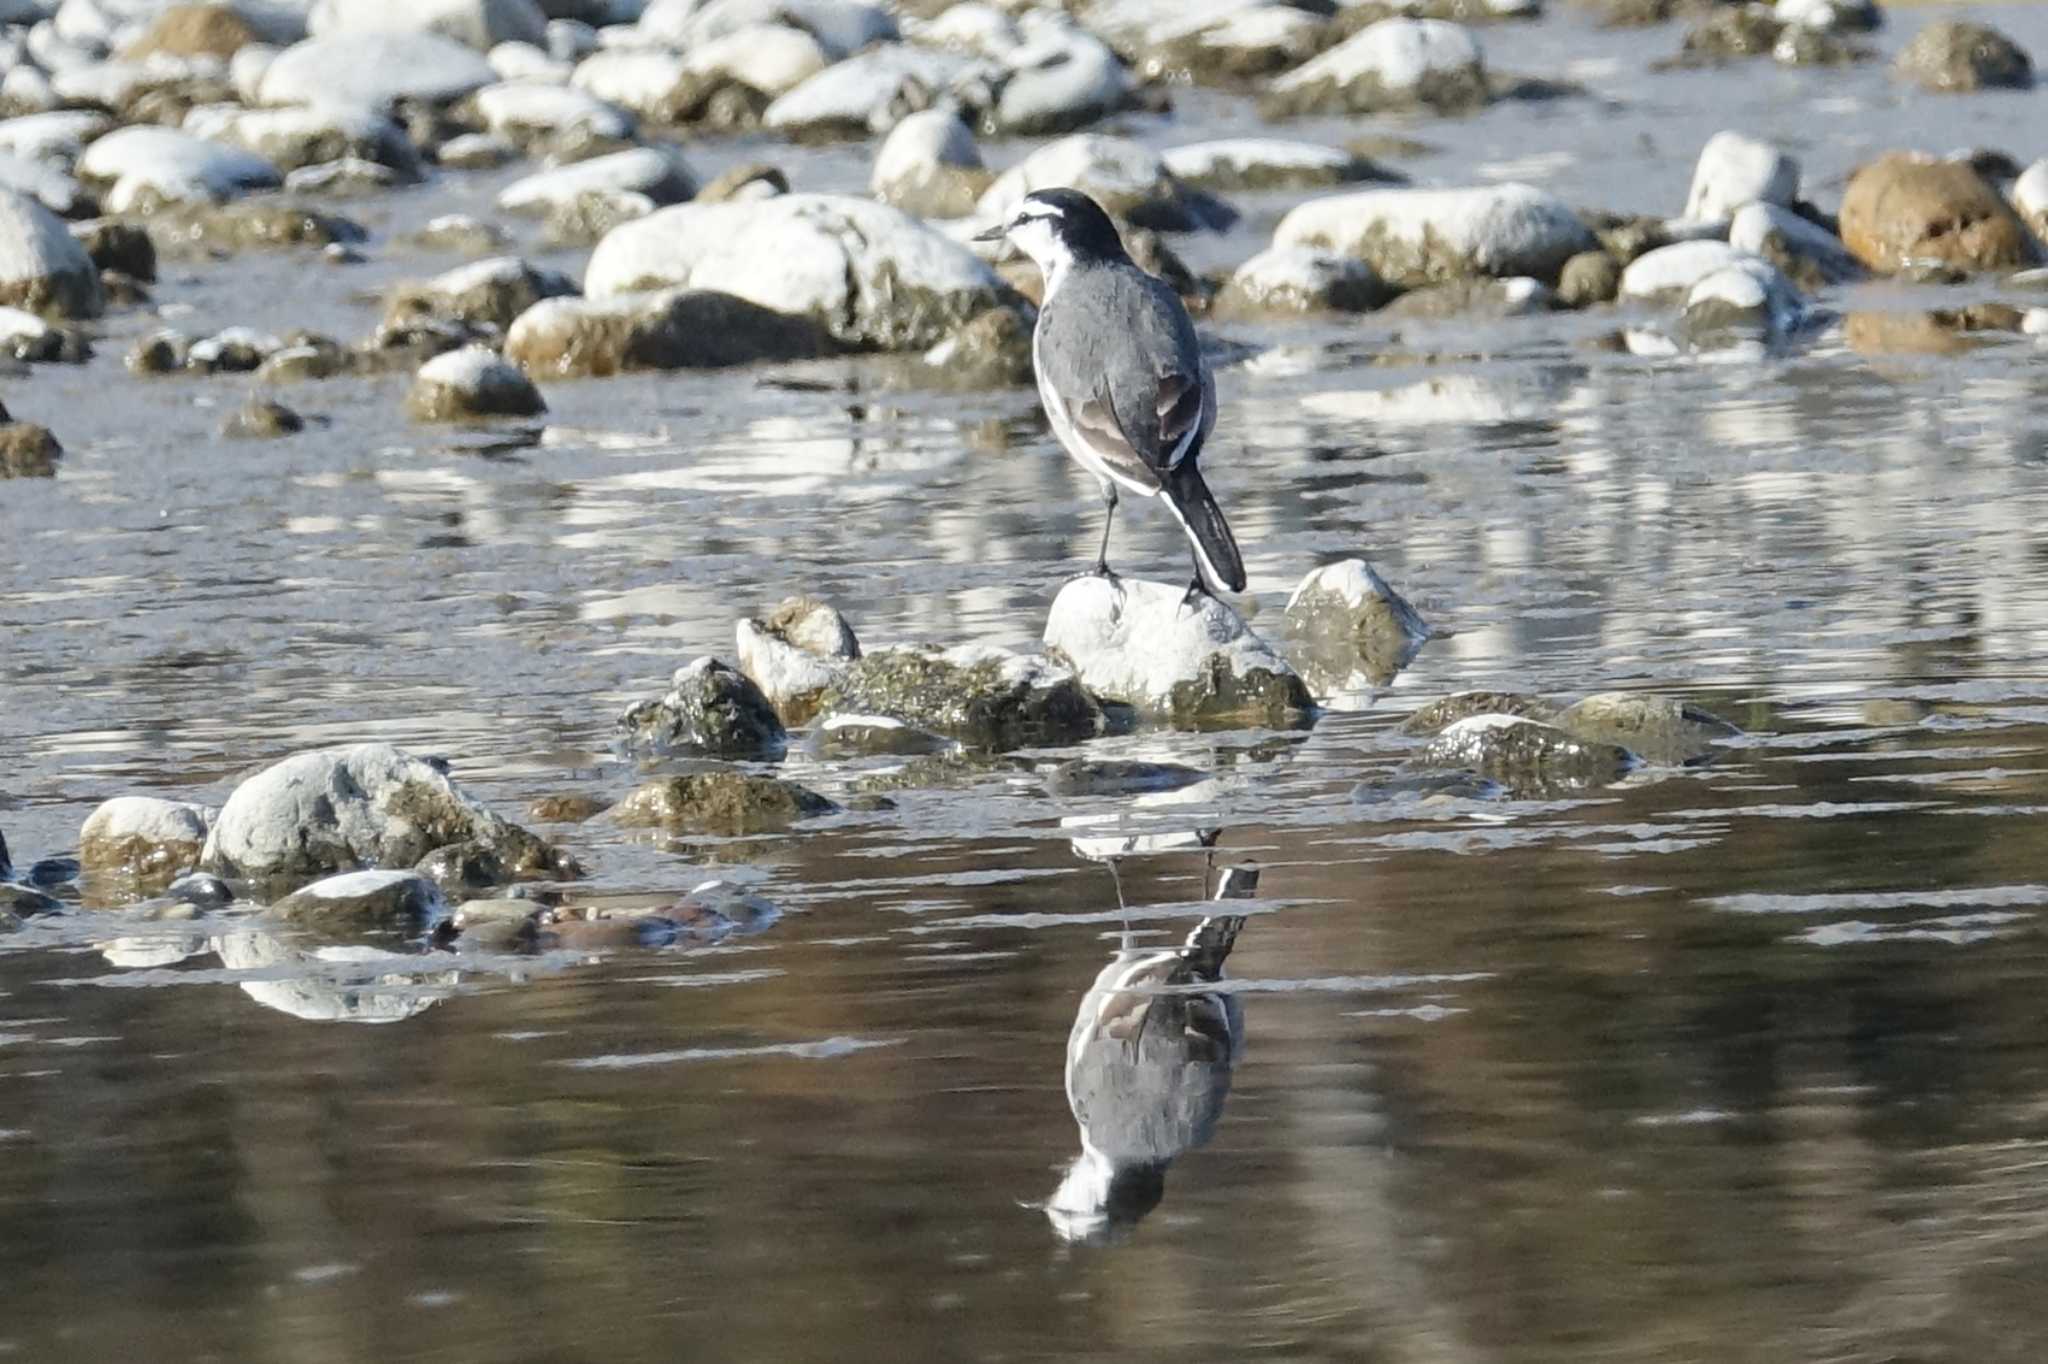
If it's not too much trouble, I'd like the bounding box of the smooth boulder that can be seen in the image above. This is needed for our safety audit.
[268,868,450,931]
[870,108,988,219]
[258,31,499,109]
[1262,17,1487,118]
[1274,183,1595,288]
[0,187,103,318]
[1683,131,1798,222]
[505,288,830,374]
[80,796,212,886]
[405,346,546,420]
[1893,20,2031,92]
[1838,153,2035,274]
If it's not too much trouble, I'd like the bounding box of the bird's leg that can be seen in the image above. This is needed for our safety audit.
[1179,547,1212,611]
[1091,483,1118,579]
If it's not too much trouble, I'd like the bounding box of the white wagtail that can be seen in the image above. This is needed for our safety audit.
[974,189,1247,601]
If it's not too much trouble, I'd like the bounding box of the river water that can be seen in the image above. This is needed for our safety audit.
[7,3,2048,1360]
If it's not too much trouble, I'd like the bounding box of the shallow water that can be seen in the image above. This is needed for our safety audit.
[10,2,2048,1360]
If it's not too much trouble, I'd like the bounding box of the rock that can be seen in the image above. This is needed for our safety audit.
[1262,17,1487,118]
[1401,690,1558,734]
[268,868,450,931]
[0,422,62,476]
[617,656,787,757]
[608,773,837,835]
[1212,245,1392,316]
[0,186,103,318]
[488,40,571,83]
[1678,255,1807,348]
[639,0,896,61]
[438,129,518,168]
[78,127,281,211]
[255,338,352,384]
[976,134,1227,233]
[79,795,211,888]
[1143,4,1328,85]
[675,23,834,100]
[586,193,1010,352]
[993,28,1130,135]
[495,145,694,214]
[0,111,112,165]
[186,103,419,175]
[1674,6,1784,63]
[403,212,512,254]
[1282,559,1429,695]
[411,840,515,900]
[1043,576,1313,728]
[919,304,1033,387]
[1775,0,1878,32]
[129,329,189,373]
[144,199,368,253]
[1769,19,1870,65]
[1161,137,1396,192]
[1555,691,1739,765]
[122,4,262,61]
[1417,714,1637,794]
[1555,249,1620,306]
[734,595,861,723]
[258,31,499,109]
[214,926,457,1020]
[201,742,560,886]
[1042,758,1207,798]
[0,306,89,363]
[1684,130,1798,222]
[1729,202,1862,290]
[1838,153,2035,274]
[286,157,398,196]
[694,162,787,203]
[762,44,978,139]
[1381,275,1552,317]
[870,107,988,218]
[2,881,62,922]
[529,793,606,823]
[385,255,578,333]
[188,325,281,372]
[541,189,657,246]
[1273,182,1595,288]
[1618,239,1747,301]
[309,0,548,51]
[472,78,634,151]
[504,287,831,374]
[1894,20,2031,92]
[0,151,88,217]
[2015,159,2048,239]
[818,643,1103,749]
[569,45,797,126]
[814,713,959,759]
[71,218,156,280]
[405,345,546,420]
[222,397,304,438]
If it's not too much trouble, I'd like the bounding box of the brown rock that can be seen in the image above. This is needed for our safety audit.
[1838,154,2036,274]
[1556,250,1621,307]
[1894,20,2032,92]
[0,423,61,477]
[122,4,260,60]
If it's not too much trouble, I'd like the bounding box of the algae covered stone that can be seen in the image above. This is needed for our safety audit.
[617,657,787,757]
[268,868,450,932]
[609,773,838,834]
[1555,691,1740,764]
[1894,20,2031,92]
[1282,559,1430,697]
[818,643,1103,750]
[80,796,212,888]
[1401,690,1559,735]
[1044,576,1313,729]
[1417,714,1638,794]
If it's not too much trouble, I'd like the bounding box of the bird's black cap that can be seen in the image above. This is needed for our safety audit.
[1019,187,1128,262]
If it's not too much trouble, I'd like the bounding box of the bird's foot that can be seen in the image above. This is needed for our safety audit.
[1178,576,1210,612]
[1090,559,1119,581]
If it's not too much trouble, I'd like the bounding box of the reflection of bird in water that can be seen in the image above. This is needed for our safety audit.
[1047,864,1258,1245]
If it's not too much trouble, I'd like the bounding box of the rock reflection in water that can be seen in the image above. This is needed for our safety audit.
[1047,860,1259,1246]
[214,928,458,1025]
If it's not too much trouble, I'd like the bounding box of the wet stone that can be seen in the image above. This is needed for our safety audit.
[1381,276,1553,318]
[1729,202,1862,291]
[1556,249,1620,306]
[412,841,510,899]
[818,643,1104,750]
[1838,154,2035,275]
[79,795,212,890]
[402,214,512,255]
[1417,714,1639,794]
[70,219,156,282]
[1401,690,1560,736]
[0,307,89,363]
[1044,577,1314,730]
[1212,246,1392,317]
[1894,20,2031,92]
[871,107,989,219]
[735,595,862,724]
[1042,760,1208,799]
[617,657,787,758]
[406,346,546,421]
[1,881,62,922]
[812,713,958,759]
[976,134,1229,235]
[1352,769,1509,806]
[268,869,450,934]
[1679,256,1807,350]
[0,186,104,319]
[1282,560,1431,696]
[0,422,61,477]
[222,398,304,438]
[608,773,838,835]
[528,793,607,824]
[919,305,1034,388]
[504,288,832,376]
[1274,183,1596,289]
[1555,691,1741,765]
[144,200,368,255]
[992,30,1133,137]
[384,256,579,334]
[1161,138,1399,193]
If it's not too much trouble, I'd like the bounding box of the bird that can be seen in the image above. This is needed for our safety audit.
[974,188,1247,601]
[1043,863,1258,1244]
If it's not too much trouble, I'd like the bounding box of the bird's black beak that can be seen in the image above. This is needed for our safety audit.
[971,222,1009,244]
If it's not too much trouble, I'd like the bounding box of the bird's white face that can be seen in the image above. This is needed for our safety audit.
[976,198,1076,294]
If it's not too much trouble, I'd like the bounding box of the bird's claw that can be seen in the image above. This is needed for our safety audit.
[1178,577,1209,612]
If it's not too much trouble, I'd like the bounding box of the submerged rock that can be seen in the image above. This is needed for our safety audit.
[618,657,787,757]
[1684,130,1798,222]
[200,741,559,886]
[0,187,103,318]
[268,868,450,932]
[504,288,829,375]
[1161,138,1396,192]
[1042,758,1208,798]
[80,796,212,888]
[0,422,62,477]
[1043,576,1313,728]
[222,398,305,438]
[818,643,1103,749]
[1263,17,1488,118]
[1401,690,1559,735]
[1894,20,2031,92]
[585,193,1011,352]
[405,345,546,421]
[609,773,837,834]
[735,595,862,723]
[1838,153,2034,274]
[1213,246,1392,317]
[1282,559,1430,696]
[1274,183,1595,288]
[1417,714,1637,793]
[1554,691,1740,764]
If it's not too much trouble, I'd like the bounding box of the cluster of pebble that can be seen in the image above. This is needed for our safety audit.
[0,1,2044,460]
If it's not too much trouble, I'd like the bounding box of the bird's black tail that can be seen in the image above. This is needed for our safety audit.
[1161,463,1246,593]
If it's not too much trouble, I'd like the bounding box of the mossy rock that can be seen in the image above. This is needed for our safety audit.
[819,645,1103,750]
[609,773,838,835]
[1401,691,1560,736]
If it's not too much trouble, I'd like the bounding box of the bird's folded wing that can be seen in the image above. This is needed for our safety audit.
[1065,389,1164,494]
[1156,374,1205,469]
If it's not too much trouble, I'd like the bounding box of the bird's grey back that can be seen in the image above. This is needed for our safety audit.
[1035,263,1203,457]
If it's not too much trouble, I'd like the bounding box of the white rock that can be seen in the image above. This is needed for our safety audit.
[257,30,499,109]
[0,304,55,351]
[679,23,830,98]
[79,125,280,209]
[475,79,634,143]
[870,106,984,215]
[1282,558,1429,697]
[907,1,1020,58]
[1618,239,1747,302]
[0,111,110,166]
[994,28,1129,134]
[735,596,861,720]
[1728,202,1861,286]
[546,17,597,60]
[568,48,687,116]
[2013,159,2048,232]
[1683,131,1799,223]
[1774,0,1878,32]
[1162,137,1362,188]
[200,742,547,882]
[308,0,547,51]
[764,44,983,136]
[183,103,418,173]
[0,151,84,215]
[0,185,102,318]
[585,192,1006,350]
[229,41,277,102]
[977,133,1194,226]
[215,927,455,1023]
[51,60,169,110]
[80,795,212,879]
[1274,182,1595,287]
[0,66,60,115]
[1150,3,1326,78]
[1265,16,1484,113]
[487,39,571,82]
[1216,245,1389,314]
[1681,255,1806,344]
[495,144,692,213]
[1043,576,1310,723]
[637,0,893,62]
[407,345,547,419]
